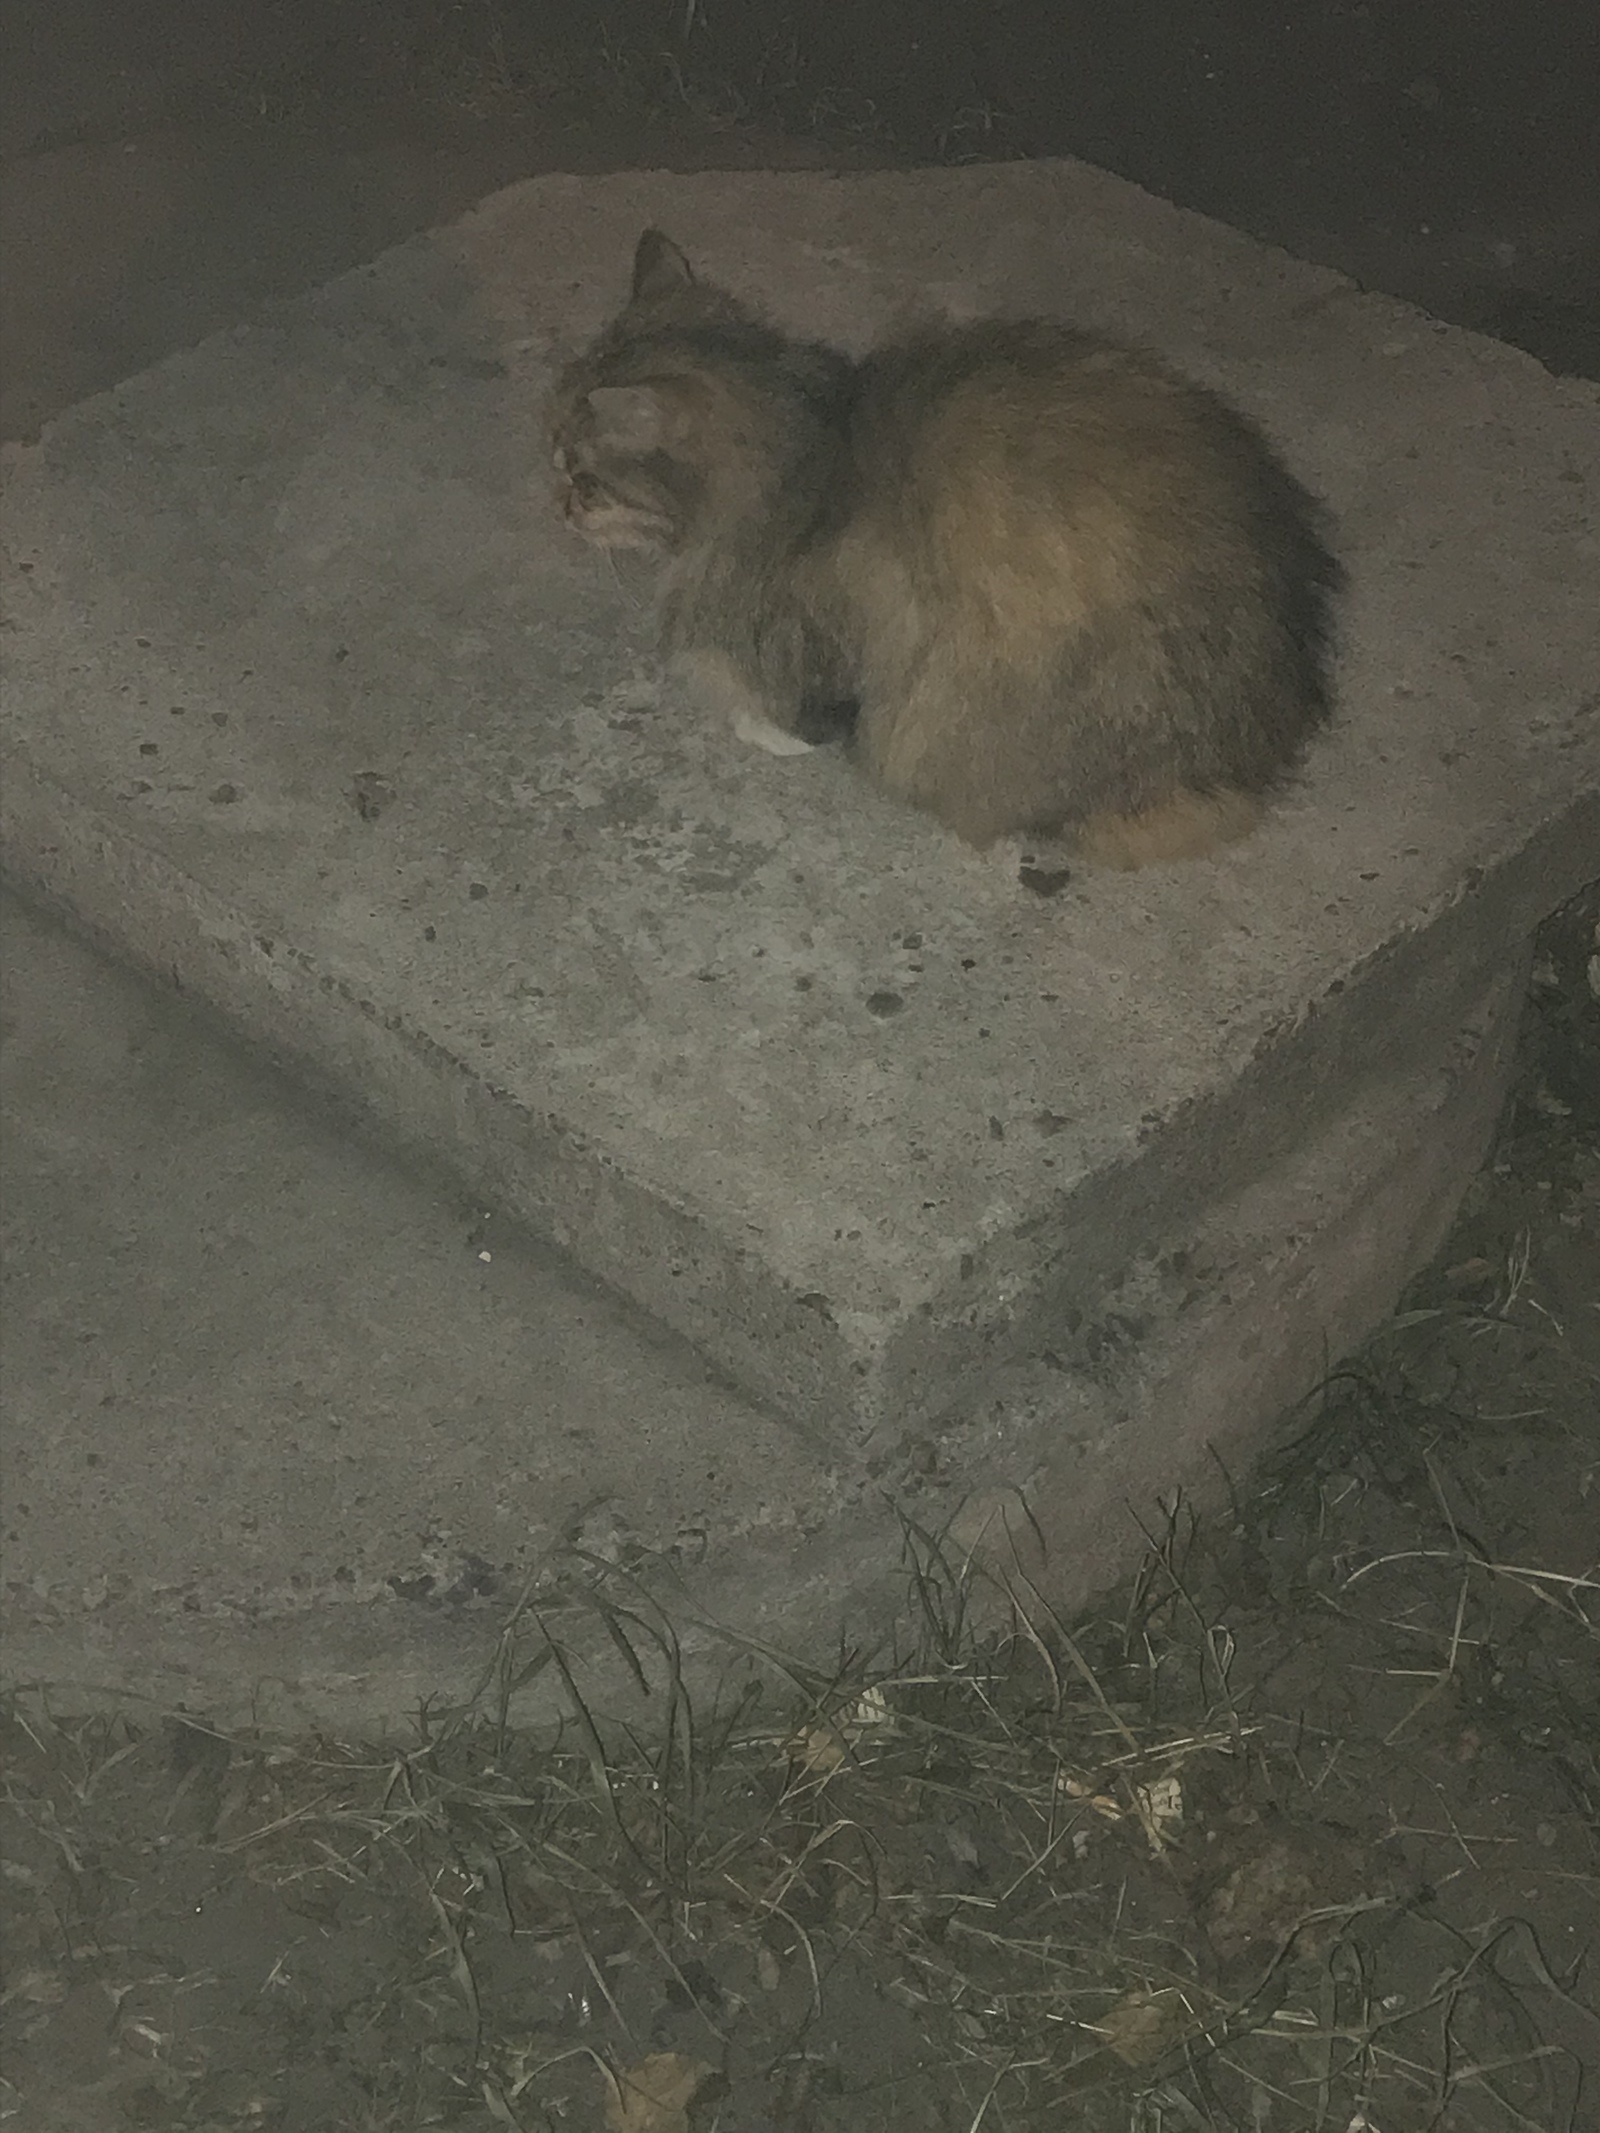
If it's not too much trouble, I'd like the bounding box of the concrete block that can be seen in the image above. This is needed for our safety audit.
[3,165,1596,1610]
[0,892,1536,1729]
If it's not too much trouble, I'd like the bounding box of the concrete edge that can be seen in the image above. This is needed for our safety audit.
[0,745,855,1419]
[5,741,1594,1443]
[0,952,1530,1734]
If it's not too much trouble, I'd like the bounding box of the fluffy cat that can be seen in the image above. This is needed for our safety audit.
[549,229,1341,865]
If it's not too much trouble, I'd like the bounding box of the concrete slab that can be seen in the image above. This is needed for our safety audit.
[3,162,1597,1479]
[0,888,1526,1730]
[0,889,893,1728]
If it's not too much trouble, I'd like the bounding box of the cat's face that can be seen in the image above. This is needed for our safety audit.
[549,230,714,555]
[548,382,698,554]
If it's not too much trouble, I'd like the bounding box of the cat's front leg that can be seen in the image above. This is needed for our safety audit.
[674,648,819,757]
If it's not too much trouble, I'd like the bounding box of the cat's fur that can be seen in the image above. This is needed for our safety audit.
[549,229,1342,864]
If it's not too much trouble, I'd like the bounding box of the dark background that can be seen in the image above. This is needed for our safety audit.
[3,0,1596,433]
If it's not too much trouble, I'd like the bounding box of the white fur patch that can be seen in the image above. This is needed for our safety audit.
[732,705,819,757]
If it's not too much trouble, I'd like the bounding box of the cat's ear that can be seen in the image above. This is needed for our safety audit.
[585,382,678,452]
[631,229,695,304]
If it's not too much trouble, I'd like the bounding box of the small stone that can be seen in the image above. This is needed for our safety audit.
[349,770,394,822]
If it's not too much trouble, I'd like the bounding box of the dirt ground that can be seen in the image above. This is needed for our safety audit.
[2,4,1597,2127]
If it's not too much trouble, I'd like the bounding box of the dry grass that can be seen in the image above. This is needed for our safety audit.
[5,1272,1596,2129]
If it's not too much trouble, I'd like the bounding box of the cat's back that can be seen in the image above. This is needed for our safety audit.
[845,318,1308,562]
[855,317,1170,423]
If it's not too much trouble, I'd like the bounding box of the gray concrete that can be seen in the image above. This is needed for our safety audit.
[0,889,1527,1730]
[3,162,1598,1718]
[0,890,892,1727]
[6,162,1596,1419]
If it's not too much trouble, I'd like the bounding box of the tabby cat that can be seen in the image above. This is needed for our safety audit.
[549,229,1341,865]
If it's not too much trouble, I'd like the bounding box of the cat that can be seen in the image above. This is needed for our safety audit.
[549,228,1342,867]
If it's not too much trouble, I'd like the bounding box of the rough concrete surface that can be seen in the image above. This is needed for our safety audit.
[3,163,1598,1717]
[0,890,1528,1729]
[0,889,889,1727]
[6,163,1596,1419]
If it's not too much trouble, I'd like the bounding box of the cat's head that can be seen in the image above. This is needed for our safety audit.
[549,230,843,554]
[548,231,750,554]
